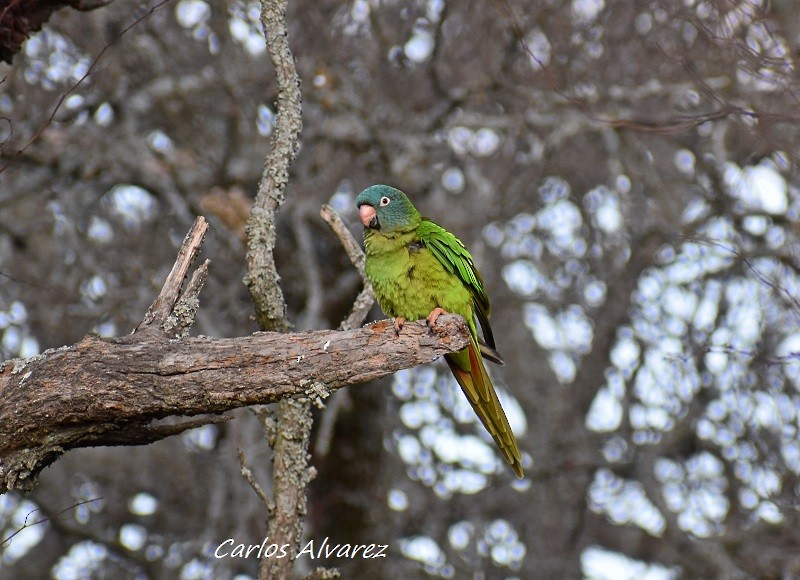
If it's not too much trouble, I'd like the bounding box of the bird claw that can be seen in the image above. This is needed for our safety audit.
[393,317,406,335]
[426,308,448,327]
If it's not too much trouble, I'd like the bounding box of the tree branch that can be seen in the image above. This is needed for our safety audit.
[263,397,315,580]
[314,204,374,461]
[0,314,469,494]
[238,446,275,512]
[0,208,468,496]
[243,3,316,579]
[320,203,375,332]
[243,0,302,334]
[137,216,209,336]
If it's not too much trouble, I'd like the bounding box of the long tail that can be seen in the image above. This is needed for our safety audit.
[445,342,524,478]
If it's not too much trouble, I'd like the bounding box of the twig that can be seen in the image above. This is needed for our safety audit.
[238,447,274,513]
[0,498,102,548]
[320,204,375,331]
[320,204,368,279]
[314,204,374,457]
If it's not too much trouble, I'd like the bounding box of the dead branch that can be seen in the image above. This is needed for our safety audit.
[320,204,368,280]
[238,447,275,512]
[137,216,208,336]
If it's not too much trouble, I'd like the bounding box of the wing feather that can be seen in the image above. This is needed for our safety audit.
[418,219,499,353]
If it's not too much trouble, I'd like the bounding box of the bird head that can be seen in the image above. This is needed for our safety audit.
[355,184,420,232]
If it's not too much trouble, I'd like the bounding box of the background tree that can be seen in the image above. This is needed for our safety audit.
[3,0,800,578]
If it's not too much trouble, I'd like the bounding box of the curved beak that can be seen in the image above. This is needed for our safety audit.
[359,204,378,228]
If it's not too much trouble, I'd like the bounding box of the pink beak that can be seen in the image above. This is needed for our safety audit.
[359,204,377,228]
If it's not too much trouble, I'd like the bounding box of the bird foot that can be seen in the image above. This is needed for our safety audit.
[393,317,406,335]
[426,308,448,327]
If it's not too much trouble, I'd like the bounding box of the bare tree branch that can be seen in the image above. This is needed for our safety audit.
[262,397,315,580]
[240,2,313,579]
[320,203,375,331]
[243,0,302,334]
[0,312,470,494]
[0,498,101,549]
[238,446,275,513]
[163,259,210,338]
[137,216,209,335]
[320,204,368,280]
[314,204,375,459]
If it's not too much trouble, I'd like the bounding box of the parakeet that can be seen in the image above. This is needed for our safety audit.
[355,184,524,478]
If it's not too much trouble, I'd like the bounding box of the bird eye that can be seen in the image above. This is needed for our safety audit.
[380,196,391,206]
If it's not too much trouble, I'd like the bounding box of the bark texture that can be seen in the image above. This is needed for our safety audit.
[0,316,469,494]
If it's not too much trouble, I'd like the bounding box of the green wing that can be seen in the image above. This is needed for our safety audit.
[418,219,503,362]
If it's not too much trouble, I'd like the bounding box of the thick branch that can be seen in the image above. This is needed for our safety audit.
[247,3,308,579]
[0,315,470,494]
[263,398,314,580]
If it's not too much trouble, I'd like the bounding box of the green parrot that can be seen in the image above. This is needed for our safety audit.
[355,184,524,478]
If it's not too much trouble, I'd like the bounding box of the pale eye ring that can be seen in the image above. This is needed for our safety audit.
[379,196,391,206]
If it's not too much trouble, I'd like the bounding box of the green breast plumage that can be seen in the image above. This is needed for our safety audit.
[363,229,474,324]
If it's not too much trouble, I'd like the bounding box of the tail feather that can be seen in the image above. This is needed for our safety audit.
[445,342,524,478]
